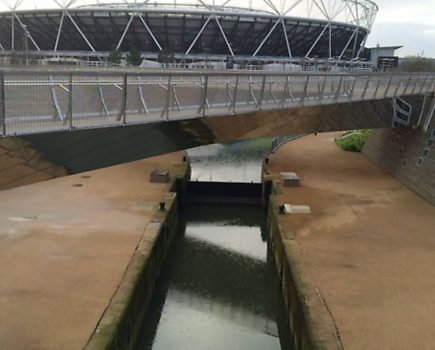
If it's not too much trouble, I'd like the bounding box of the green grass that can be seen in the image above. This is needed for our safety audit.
[335,130,372,152]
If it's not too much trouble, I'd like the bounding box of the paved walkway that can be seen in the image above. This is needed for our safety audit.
[0,152,185,350]
[269,133,435,350]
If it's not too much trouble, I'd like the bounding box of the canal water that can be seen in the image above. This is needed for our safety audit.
[188,138,274,183]
[134,138,292,350]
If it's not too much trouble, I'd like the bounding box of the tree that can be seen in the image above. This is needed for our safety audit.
[157,49,175,64]
[107,49,122,65]
[399,55,435,72]
[126,47,143,66]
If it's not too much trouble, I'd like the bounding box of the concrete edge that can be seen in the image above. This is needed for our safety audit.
[266,179,344,350]
[84,160,190,350]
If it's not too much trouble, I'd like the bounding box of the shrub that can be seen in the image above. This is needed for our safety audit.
[335,130,372,152]
[108,49,122,65]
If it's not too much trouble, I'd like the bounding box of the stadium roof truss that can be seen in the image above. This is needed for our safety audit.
[0,0,378,62]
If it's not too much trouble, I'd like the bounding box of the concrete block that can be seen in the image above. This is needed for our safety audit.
[280,204,311,215]
[281,172,300,187]
[150,170,170,183]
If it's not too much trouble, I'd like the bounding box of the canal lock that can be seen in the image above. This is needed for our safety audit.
[133,140,298,350]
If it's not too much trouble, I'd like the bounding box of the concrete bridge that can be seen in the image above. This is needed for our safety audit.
[0,68,434,173]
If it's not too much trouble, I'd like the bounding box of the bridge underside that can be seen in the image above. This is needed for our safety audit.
[16,95,427,174]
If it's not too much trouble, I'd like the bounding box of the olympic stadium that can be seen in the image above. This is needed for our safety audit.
[0,0,378,68]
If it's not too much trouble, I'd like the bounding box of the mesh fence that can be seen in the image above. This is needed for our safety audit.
[0,71,433,137]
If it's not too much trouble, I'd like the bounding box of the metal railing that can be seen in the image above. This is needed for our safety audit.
[271,135,305,152]
[0,69,434,137]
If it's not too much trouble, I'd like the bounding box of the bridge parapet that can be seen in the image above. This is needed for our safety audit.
[0,69,434,137]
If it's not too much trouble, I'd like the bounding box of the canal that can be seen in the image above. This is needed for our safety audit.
[134,138,293,350]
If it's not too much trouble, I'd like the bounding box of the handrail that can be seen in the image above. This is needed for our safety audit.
[0,68,434,78]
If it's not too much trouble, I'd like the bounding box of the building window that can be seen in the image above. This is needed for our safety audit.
[422,148,431,157]
[417,157,424,167]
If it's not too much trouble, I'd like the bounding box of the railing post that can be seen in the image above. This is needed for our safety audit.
[418,75,429,95]
[172,84,182,111]
[121,74,128,124]
[320,75,327,100]
[0,72,5,137]
[383,74,393,98]
[343,77,350,97]
[68,73,73,130]
[393,74,403,97]
[372,76,381,98]
[410,75,420,95]
[248,75,257,105]
[416,95,427,127]
[281,76,289,107]
[97,76,109,117]
[361,76,370,99]
[49,75,64,120]
[347,76,357,100]
[231,75,239,113]
[335,75,344,100]
[402,74,412,95]
[257,75,266,110]
[301,75,309,104]
[137,77,148,114]
[225,77,232,106]
[202,74,209,117]
[163,74,172,120]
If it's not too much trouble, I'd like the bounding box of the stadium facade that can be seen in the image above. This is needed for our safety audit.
[0,0,378,68]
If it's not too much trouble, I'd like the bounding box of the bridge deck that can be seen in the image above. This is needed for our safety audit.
[1,69,434,136]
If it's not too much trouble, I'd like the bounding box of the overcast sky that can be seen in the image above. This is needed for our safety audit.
[0,0,433,57]
[366,0,435,57]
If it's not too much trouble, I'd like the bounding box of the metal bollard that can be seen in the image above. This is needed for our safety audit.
[159,202,166,211]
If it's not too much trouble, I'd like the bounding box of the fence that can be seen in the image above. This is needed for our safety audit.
[0,69,434,136]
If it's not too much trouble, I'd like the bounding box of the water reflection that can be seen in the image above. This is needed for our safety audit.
[135,204,289,350]
[188,138,273,183]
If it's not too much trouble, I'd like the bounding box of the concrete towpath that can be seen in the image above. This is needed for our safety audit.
[268,132,435,350]
[0,152,186,350]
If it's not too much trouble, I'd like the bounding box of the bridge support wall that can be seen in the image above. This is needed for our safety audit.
[363,96,435,205]
[0,136,68,190]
